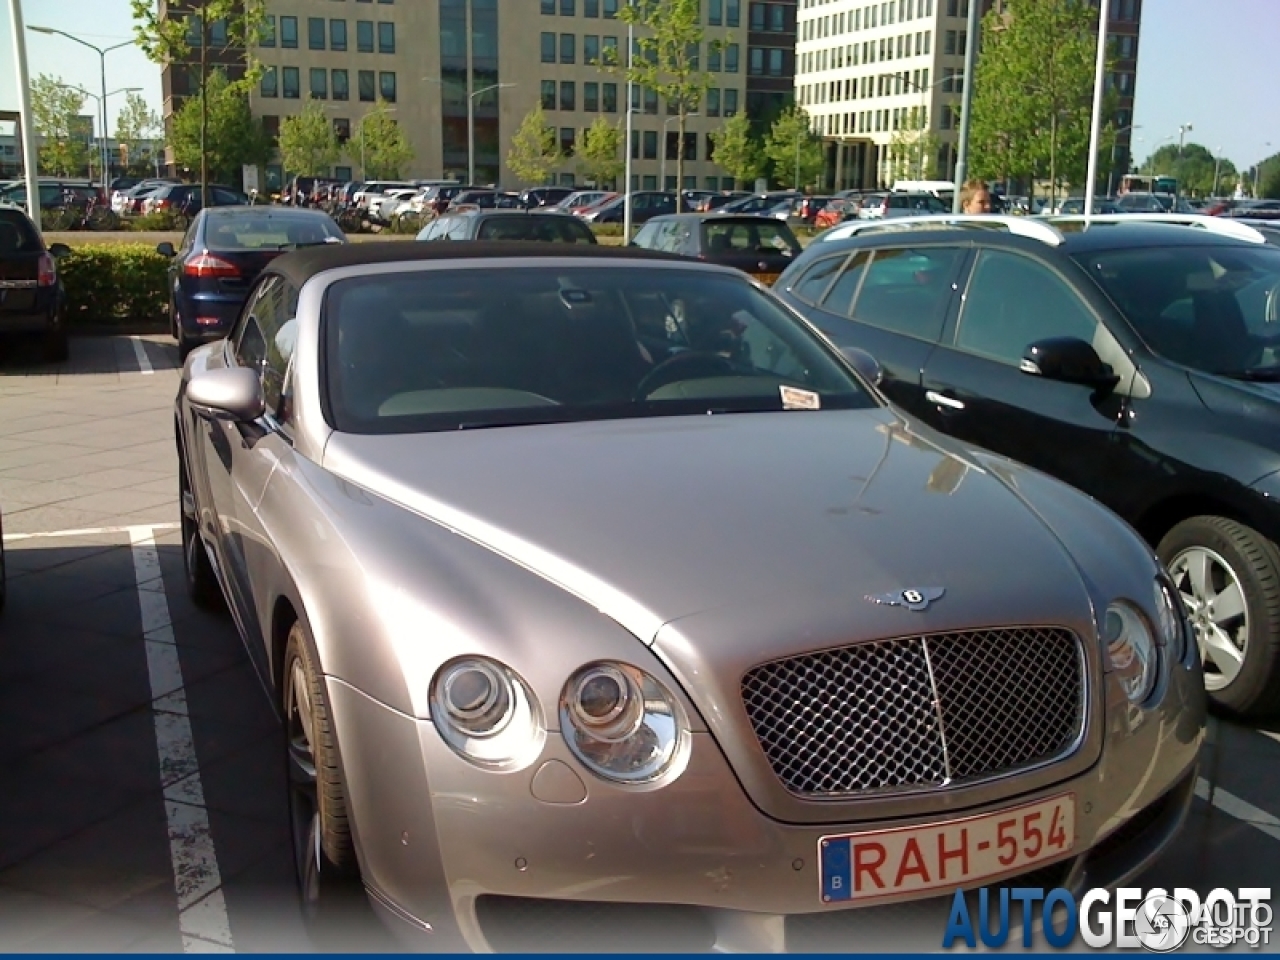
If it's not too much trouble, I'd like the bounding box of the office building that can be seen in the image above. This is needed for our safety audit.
[794,0,1142,190]
[158,0,794,192]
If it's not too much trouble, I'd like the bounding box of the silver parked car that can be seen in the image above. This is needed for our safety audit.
[176,242,1204,951]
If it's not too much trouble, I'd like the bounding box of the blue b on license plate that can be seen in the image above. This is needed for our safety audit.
[818,793,1075,903]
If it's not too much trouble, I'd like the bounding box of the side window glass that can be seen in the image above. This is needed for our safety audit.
[955,250,1099,365]
[233,276,292,415]
[448,217,471,240]
[789,254,845,304]
[817,251,873,316]
[849,247,962,342]
[632,221,660,247]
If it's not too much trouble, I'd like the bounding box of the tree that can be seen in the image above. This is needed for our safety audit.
[115,91,162,176]
[506,104,562,185]
[278,98,341,178]
[764,107,824,190]
[605,0,720,210]
[132,0,267,205]
[969,0,1115,202]
[354,100,413,179]
[1263,166,1280,201]
[1139,142,1238,197]
[710,112,765,189]
[169,69,273,184]
[577,117,624,187]
[31,74,90,177]
[889,108,939,182]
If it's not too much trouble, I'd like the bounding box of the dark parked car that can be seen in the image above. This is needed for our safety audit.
[0,178,102,211]
[775,214,1280,715]
[0,205,70,361]
[694,191,752,212]
[158,207,345,359]
[581,191,677,224]
[518,186,575,209]
[145,183,248,218]
[715,192,804,218]
[416,210,596,244]
[629,214,800,284]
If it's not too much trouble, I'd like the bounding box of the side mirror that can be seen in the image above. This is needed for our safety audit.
[186,367,265,422]
[47,243,71,258]
[840,345,884,387]
[156,242,176,257]
[1020,337,1119,389]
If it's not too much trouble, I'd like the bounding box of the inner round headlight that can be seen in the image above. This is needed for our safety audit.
[431,657,543,769]
[560,662,690,784]
[1104,602,1158,704]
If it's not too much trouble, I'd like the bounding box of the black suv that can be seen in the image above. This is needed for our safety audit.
[775,216,1280,716]
[0,205,70,361]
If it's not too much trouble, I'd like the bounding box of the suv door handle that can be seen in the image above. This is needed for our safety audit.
[926,390,966,411]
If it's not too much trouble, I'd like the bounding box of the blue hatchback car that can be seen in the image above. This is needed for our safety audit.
[159,207,345,358]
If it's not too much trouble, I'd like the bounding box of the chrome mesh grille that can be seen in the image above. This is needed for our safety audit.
[741,627,1084,797]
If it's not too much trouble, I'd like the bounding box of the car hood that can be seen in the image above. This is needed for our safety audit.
[321,408,1094,652]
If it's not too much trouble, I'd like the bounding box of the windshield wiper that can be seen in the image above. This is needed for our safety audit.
[1214,367,1280,382]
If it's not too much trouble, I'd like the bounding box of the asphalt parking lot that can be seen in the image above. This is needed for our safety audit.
[0,334,1278,952]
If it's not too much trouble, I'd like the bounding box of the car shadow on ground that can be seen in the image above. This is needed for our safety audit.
[0,334,182,376]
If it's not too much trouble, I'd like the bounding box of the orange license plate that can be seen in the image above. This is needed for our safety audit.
[818,793,1075,903]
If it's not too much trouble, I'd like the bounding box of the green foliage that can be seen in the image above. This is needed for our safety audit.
[765,107,824,190]
[710,112,765,188]
[1263,166,1280,201]
[605,0,720,208]
[578,117,625,187]
[31,75,90,177]
[355,100,414,179]
[131,210,191,232]
[969,0,1115,191]
[1139,142,1239,196]
[115,92,162,175]
[58,244,169,323]
[507,104,563,185]
[889,109,939,182]
[170,69,273,185]
[279,98,341,177]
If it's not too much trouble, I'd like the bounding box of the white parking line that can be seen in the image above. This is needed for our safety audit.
[1196,777,1280,844]
[132,336,155,376]
[129,525,235,953]
[3,522,180,543]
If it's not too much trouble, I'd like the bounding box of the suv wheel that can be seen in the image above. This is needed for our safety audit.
[1159,516,1280,716]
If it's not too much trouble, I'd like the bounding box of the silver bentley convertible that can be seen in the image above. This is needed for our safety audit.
[176,243,1205,952]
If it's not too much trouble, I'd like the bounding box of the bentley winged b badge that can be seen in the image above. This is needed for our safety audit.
[865,587,946,612]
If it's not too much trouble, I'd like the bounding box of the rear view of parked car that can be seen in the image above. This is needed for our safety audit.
[0,205,70,362]
[629,213,800,284]
[417,210,596,244]
[158,207,345,359]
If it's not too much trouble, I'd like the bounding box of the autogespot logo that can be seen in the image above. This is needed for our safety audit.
[942,886,1273,951]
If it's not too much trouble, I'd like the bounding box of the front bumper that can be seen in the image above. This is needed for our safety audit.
[327,648,1204,954]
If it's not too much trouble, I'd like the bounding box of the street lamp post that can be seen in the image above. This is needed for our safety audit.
[1107,123,1139,197]
[468,82,516,186]
[28,26,132,194]
[57,84,143,183]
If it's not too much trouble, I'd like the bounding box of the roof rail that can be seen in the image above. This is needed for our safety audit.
[816,214,1066,246]
[1046,214,1268,244]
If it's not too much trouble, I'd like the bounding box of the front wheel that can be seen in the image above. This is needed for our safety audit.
[282,622,372,943]
[1159,516,1280,716]
[180,462,223,610]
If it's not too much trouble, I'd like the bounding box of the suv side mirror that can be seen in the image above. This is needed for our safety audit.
[47,243,71,258]
[156,242,176,257]
[840,345,884,387]
[1020,337,1119,390]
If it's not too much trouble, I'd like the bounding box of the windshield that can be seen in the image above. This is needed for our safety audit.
[323,265,875,434]
[476,216,595,244]
[702,219,801,256]
[1075,244,1280,378]
[204,213,344,250]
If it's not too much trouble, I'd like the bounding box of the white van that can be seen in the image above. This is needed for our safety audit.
[892,179,956,205]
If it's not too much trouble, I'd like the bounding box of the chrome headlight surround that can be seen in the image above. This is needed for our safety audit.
[560,662,690,785]
[1104,601,1159,704]
[430,657,544,770]
[1153,574,1191,663]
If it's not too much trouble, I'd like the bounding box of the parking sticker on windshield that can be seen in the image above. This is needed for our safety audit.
[780,385,821,410]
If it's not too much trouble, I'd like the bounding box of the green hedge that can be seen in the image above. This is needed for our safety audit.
[59,243,169,324]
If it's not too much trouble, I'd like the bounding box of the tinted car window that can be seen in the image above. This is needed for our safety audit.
[0,209,41,251]
[323,266,875,433]
[849,247,963,341]
[818,251,873,315]
[204,213,343,250]
[789,255,845,304]
[955,250,1098,365]
[476,216,596,244]
[1077,244,1280,376]
[235,276,292,414]
[703,220,801,256]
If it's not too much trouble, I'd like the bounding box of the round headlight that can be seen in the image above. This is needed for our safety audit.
[1104,602,1158,703]
[431,657,543,769]
[560,662,690,784]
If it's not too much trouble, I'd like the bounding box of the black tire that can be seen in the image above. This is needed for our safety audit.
[282,621,372,945]
[0,513,7,616]
[42,324,69,363]
[1158,516,1280,717]
[180,460,223,610]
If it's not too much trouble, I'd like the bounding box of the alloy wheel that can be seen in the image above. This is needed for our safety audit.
[1168,546,1249,691]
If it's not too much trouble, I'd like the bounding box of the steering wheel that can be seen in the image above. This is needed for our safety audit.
[634,351,739,399]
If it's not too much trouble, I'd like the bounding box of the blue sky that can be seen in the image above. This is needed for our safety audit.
[2,0,1278,173]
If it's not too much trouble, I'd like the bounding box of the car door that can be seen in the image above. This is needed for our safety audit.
[919,247,1133,498]
[786,244,967,417]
